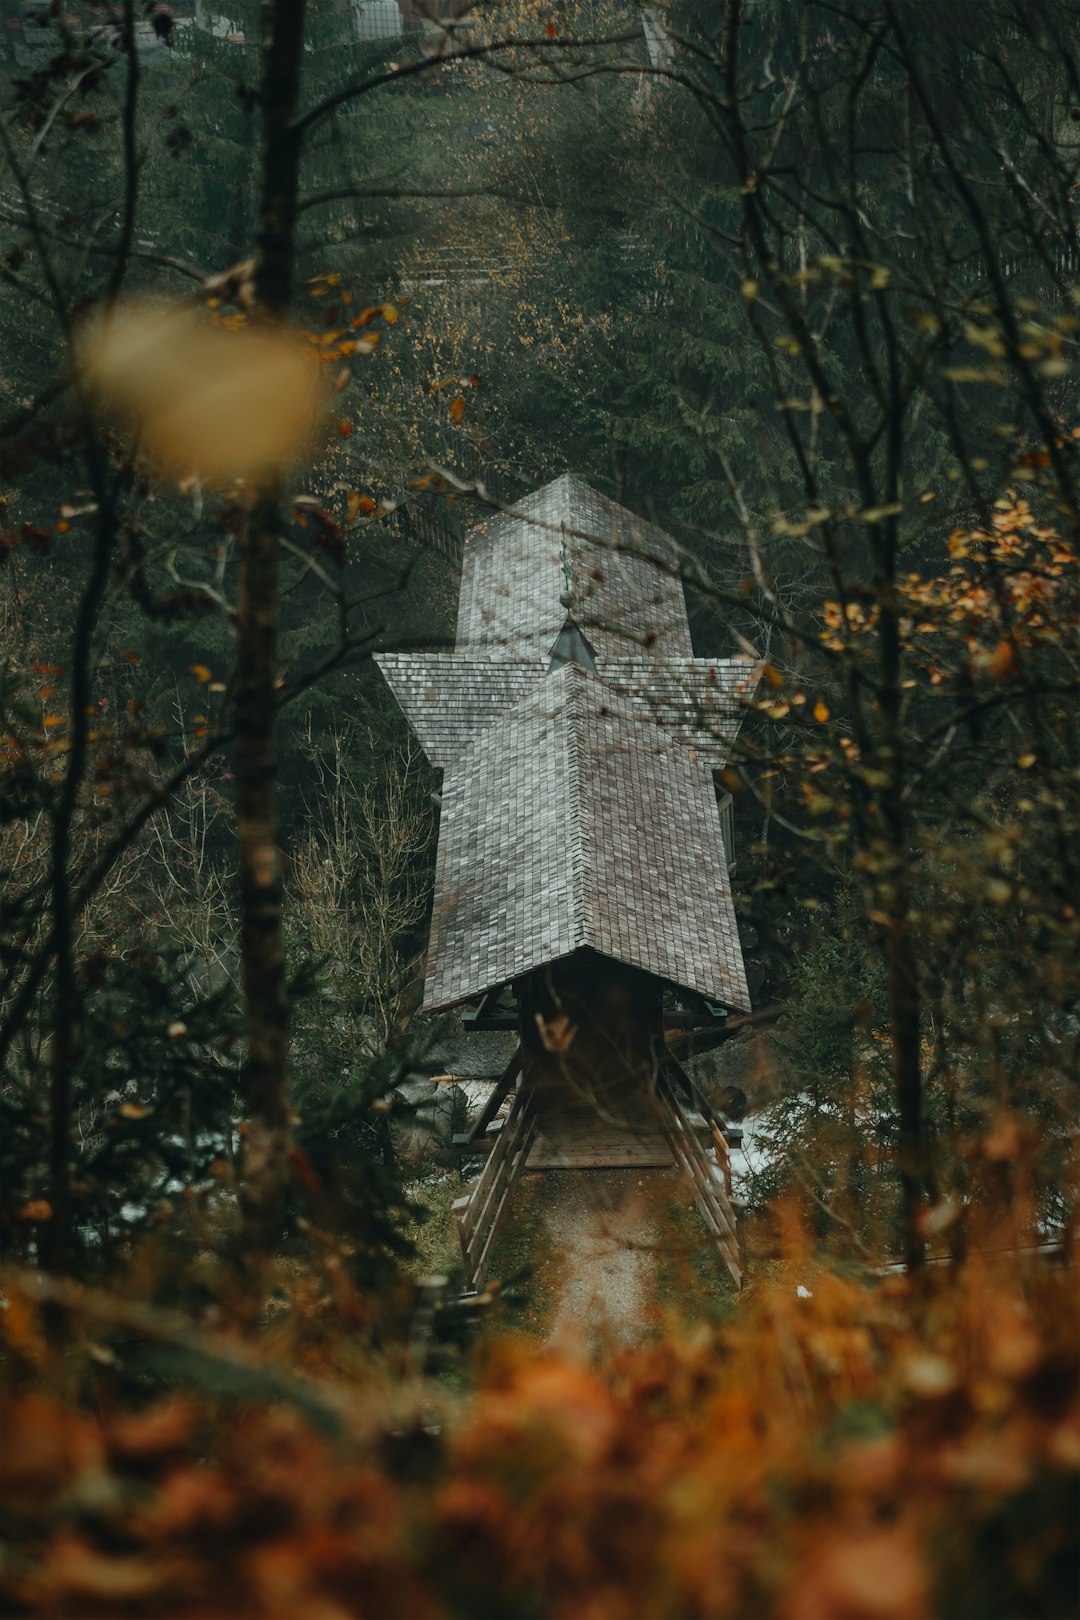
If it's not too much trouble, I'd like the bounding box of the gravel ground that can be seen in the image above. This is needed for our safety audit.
[539,1169,684,1345]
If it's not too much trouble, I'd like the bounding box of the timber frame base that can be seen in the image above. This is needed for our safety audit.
[451,1044,743,1293]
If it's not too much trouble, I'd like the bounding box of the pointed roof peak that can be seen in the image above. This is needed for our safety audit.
[456,474,694,662]
[548,617,598,674]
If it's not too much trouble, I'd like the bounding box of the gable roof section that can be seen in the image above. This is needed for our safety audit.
[377,649,757,771]
[423,663,750,1012]
[375,654,543,769]
[597,658,759,770]
[455,474,694,662]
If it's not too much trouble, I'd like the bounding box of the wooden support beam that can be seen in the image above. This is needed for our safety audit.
[460,1046,522,1148]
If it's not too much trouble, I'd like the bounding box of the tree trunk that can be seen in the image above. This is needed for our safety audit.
[234,0,308,1251]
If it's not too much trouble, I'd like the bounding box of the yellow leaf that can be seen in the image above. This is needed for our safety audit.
[189,663,212,682]
[78,302,320,480]
[813,698,830,723]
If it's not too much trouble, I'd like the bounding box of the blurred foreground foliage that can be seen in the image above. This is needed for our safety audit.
[1,1224,1077,1620]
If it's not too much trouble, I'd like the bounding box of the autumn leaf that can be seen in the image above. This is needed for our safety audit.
[78,302,321,479]
[289,1147,320,1193]
[449,394,467,424]
[813,698,830,723]
[535,1011,577,1053]
[984,639,1017,679]
[189,663,212,682]
[347,491,377,523]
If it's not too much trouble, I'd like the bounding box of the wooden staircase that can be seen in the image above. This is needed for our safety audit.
[451,1044,743,1292]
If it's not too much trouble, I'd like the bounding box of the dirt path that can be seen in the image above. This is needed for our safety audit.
[540,1169,682,1345]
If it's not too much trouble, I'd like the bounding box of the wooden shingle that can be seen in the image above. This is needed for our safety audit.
[376,475,758,1013]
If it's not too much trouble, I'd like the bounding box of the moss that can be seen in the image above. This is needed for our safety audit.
[400,1171,467,1284]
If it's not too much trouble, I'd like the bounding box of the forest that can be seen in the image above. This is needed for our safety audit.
[0,1,1078,1616]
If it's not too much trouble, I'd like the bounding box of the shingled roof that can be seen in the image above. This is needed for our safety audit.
[422,663,750,1010]
[455,474,694,661]
[377,651,755,771]
[375,474,757,1013]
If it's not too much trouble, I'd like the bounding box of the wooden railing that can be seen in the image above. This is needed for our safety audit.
[452,1045,521,1154]
[452,1081,537,1291]
[656,1059,742,1288]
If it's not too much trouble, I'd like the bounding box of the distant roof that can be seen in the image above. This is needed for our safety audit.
[376,474,757,1013]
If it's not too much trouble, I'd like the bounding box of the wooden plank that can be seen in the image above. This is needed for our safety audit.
[528,1135,674,1168]
[460,1090,536,1279]
[464,1105,534,1276]
[463,1047,522,1146]
[656,1083,742,1272]
[470,1118,537,1285]
[674,1124,740,1242]
[451,1195,474,1273]
[665,1128,739,1247]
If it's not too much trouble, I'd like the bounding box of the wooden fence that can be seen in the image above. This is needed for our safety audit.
[656,1060,742,1288]
[452,1080,537,1291]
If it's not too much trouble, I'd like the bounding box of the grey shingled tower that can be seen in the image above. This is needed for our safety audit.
[377,473,756,1012]
[377,474,758,1288]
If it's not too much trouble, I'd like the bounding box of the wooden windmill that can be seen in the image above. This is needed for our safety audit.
[377,475,758,1287]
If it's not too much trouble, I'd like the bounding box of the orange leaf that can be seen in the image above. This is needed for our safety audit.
[348,491,377,523]
[813,698,830,723]
[336,419,353,438]
[289,1146,320,1192]
[189,663,212,682]
[449,394,466,424]
[985,639,1017,679]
